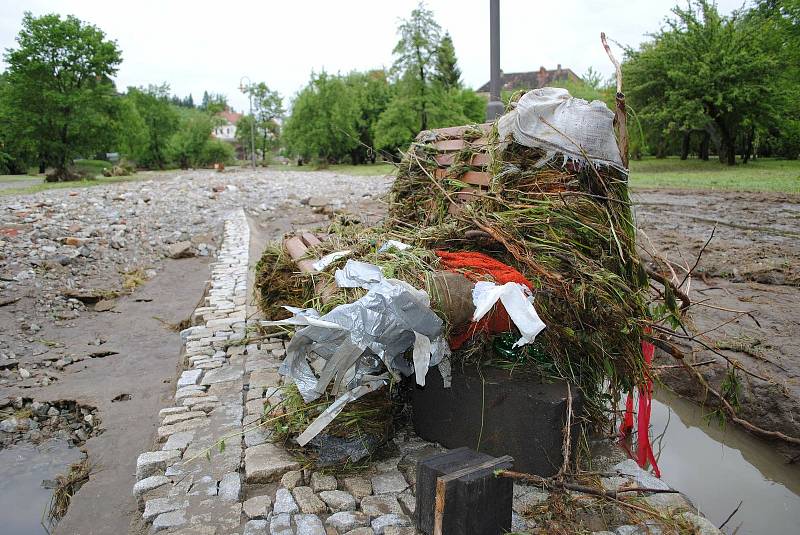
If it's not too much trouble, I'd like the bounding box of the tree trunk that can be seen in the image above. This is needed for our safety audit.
[655,140,667,159]
[680,131,691,160]
[715,120,736,166]
[699,131,710,161]
[742,126,754,164]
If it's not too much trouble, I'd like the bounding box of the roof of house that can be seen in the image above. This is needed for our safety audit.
[216,109,243,125]
[477,65,580,93]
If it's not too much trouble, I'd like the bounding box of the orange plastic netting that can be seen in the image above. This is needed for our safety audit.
[434,250,535,349]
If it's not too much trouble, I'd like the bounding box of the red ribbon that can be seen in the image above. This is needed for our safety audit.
[619,339,660,478]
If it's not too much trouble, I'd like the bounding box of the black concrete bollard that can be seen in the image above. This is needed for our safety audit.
[412,365,581,476]
[416,447,514,535]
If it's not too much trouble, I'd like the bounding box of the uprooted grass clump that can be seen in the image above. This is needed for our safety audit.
[254,122,660,428]
[266,382,395,467]
[45,457,92,524]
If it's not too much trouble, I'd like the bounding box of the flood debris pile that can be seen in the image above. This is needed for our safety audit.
[0,396,100,447]
[255,87,657,463]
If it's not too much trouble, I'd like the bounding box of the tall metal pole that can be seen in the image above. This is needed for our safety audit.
[239,76,256,169]
[486,0,504,120]
[248,92,256,169]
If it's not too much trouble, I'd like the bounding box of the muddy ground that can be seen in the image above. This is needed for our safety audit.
[0,169,798,531]
[633,189,800,459]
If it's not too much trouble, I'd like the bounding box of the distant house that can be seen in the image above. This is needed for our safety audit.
[477,65,581,96]
[212,109,243,142]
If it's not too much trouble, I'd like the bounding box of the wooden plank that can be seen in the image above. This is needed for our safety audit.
[301,232,322,247]
[456,187,481,202]
[470,153,490,167]
[434,139,466,151]
[431,123,493,139]
[432,455,515,535]
[283,236,316,274]
[461,171,490,187]
[435,153,456,166]
[470,137,489,147]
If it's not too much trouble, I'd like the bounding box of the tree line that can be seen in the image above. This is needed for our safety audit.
[622,0,799,164]
[2,1,796,179]
[283,4,484,164]
[0,13,278,180]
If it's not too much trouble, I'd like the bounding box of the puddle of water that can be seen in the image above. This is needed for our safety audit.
[0,438,83,535]
[650,388,800,534]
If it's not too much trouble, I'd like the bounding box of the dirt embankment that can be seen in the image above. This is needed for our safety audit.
[633,189,800,458]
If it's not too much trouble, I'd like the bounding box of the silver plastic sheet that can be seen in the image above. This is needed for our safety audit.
[261,260,452,444]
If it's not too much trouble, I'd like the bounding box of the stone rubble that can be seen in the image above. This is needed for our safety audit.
[0,168,390,390]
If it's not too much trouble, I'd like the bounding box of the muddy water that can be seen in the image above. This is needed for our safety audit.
[0,439,83,534]
[651,388,800,534]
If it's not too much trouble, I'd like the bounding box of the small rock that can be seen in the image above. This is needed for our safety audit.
[371,471,409,495]
[273,488,299,515]
[136,450,181,480]
[294,513,326,535]
[319,490,356,512]
[371,514,412,535]
[167,241,195,259]
[151,509,186,531]
[18,368,31,379]
[384,527,417,535]
[0,418,17,433]
[344,476,373,500]
[217,472,241,501]
[360,495,403,517]
[280,469,304,489]
[270,513,292,534]
[293,486,327,514]
[143,497,186,522]
[242,494,272,519]
[176,369,203,388]
[243,519,268,535]
[678,512,722,534]
[245,443,300,483]
[343,529,374,535]
[326,511,371,532]
[310,471,338,492]
[163,431,194,452]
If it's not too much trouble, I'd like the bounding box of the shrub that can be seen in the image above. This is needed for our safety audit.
[199,139,235,167]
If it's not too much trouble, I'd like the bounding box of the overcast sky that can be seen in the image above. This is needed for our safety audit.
[1,0,746,112]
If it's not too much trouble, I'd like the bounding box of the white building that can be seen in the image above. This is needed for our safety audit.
[212,109,243,142]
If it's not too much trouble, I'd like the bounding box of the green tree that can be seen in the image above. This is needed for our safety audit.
[242,82,283,161]
[433,33,461,90]
[123,84,179,168]
[199,91,228,113]
[283,71,360,163]
[344,70,393,163]
[624,1,780,165]
[0,73,36,174]
[167,109,214,168]
[392,2,441,131]
[3,12,122,180]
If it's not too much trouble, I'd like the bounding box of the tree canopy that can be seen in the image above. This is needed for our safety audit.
[2,12,122,179]
[623,0,790,164]
[282,2,484,164]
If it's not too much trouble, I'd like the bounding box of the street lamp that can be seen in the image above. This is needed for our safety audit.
[486,0,504,120]
[239,75,257,169]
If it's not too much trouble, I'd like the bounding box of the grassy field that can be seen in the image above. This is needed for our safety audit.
[274,157,799,193]
[3,157,797,197]
[628,157,800,193]
[274,162,397,176]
